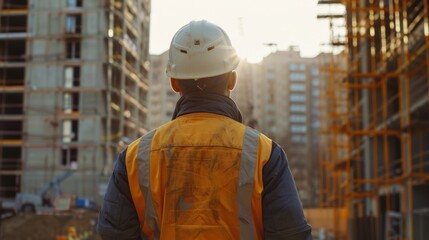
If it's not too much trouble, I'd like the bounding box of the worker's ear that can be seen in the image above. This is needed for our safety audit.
[227,71,237,91]
[170,78,181,93]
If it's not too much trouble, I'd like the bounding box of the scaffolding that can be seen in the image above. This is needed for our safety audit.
[318,0,429,239]
[0,0,150,202]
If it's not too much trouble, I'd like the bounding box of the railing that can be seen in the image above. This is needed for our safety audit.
[0,26,27,33]
[0,130,23,140]
[0,79,25,87]
[0,55,27,62]
[1,1,28,10]
[0,103,24,115]
[0,158,22,170]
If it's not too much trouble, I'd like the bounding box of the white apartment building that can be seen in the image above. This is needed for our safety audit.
[253,47,321,207]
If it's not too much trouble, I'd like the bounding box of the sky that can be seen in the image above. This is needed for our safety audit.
[149,0,333,63]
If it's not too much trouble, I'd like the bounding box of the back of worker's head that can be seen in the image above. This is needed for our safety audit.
[166,20,240,96]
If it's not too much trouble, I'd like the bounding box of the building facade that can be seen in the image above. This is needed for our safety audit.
[148,51,179,130]
[230,59,259,127]
[250,48,321,207]
[0,0,150,204]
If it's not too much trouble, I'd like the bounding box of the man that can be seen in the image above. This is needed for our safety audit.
[97,20,312,240]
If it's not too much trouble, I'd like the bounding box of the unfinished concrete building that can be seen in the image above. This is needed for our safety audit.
[0,0,151,204]
[318,0,429,239]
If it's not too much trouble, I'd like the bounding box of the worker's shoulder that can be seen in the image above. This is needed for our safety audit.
[125,129,157,148]
[246,127,273,144]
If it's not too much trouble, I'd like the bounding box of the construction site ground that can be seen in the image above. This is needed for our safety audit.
[0,210,101,240]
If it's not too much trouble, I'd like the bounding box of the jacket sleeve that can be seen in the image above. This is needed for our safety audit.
[97,149,143,240]
[262,142,313,240]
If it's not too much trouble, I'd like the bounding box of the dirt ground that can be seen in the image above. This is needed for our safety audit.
[0,210,102,240]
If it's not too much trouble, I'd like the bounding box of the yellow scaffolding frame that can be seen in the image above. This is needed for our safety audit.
[319,0,429,239]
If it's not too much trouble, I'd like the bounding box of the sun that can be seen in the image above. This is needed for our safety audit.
[233,39,266,63]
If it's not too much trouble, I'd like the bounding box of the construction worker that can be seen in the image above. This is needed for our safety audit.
[97,20,312,239]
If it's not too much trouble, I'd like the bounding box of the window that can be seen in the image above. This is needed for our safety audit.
[289,73,306,81]
[290,83,305,91]
[66,15,76,33]
[290,63,305,71]
[312,89,320,96]
[63,93,79,113]
[67,0,83,8]
[291,125,306,133]
[312,78,320,86]
[66,15,81,33]
[0,120,22,140]
[290,94,305,102]
[61,147,78,166]
[0,93,23,115]
[311,67,319,76]
[66,40,81,59]
[62,119,78,142]
[312,121,320,128]
[291,135,307,143]
[63,67,80,113]
[290,115,306,122]
[1,39,26,62]
[1,146,21,170]
[63,93,72,113]
[289,63,298,71]
[290,104,305,112]
[64,66,80,87]
[0,15,27,33]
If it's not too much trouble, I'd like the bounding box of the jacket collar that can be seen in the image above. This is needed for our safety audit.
[172,93,243,123]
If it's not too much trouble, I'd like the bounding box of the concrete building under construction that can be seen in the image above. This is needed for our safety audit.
[0,0,150,204]
[318,0,429,239]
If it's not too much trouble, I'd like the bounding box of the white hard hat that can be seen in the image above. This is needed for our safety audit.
[166,20,240,80]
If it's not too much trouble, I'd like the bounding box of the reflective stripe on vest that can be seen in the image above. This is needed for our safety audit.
[137,129,160,239]
[125,129,156,239]
[238,127,260,240]
[129,126,265,239]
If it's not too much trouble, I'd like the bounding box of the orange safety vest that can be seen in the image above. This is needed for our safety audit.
[125,113,272,240]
